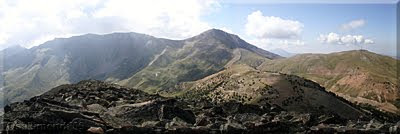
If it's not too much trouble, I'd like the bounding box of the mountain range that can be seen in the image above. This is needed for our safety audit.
[1,29,279,107]
[1,29,399,133]
[1,29,398,117]
[259,50,400,114]
[269,48,296,57]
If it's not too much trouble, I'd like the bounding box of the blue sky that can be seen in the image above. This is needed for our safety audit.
[0,0,398,56]
[203,3,397,56]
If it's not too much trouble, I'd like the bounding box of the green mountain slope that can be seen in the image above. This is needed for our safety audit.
[1,29,279,106]
[118,29,278,93]
[258,50,399,114]
[2,32,175,105]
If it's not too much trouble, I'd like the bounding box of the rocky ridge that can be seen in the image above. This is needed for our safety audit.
[2,80,399,133]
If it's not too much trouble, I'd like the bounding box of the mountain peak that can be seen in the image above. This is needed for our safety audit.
[340,49,371,54]
[2,45,28,56]
[195,28,238,40]
[190,29,281,59]
[202,28,232,35]
[3,45,26,51]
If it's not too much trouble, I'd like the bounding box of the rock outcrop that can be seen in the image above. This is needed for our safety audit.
[2,80,399,133]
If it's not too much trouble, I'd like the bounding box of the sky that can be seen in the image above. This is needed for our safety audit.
[0,0,398,56]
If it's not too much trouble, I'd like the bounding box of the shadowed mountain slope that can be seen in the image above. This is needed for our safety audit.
[1,29,279,106]
[178,64,367,119]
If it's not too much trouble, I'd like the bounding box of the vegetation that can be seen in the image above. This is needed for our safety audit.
[259,50,400,114]
[1,29,278,106]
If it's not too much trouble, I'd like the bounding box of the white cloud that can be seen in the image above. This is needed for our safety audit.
[0,33,9,45]
[340,35,358,44]
[0,0,219,49]
[319,19,373,46]
[318,32,374,45]
[94,0,219,39]
[341,19,365,31]
[279,40,305,46]
[318,33,341,44]
[244,11,305,50]
[245,11,304,39]
[364,39,374,44]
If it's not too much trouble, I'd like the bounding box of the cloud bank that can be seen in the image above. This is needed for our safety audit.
[318,32,374,45]
[0,0,219,49]
[245,11,303,39]
[245,11,305,50]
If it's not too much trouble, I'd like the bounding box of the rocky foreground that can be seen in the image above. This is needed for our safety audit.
[2,80,400,133]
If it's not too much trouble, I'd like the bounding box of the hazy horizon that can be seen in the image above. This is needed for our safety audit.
[1,28,397,57]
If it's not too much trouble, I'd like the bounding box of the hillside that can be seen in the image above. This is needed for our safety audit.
[2,32,175,106]
[1,29,279,107]
[178,64,367,119]
[258,50,400,114]
[118,29,279,93]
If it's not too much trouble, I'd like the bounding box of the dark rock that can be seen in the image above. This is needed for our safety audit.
[2,80,396,133]
[194,115,212,126]
[377,123,391,133]
[65,118,105,132]
[318,114,345,125]
[99,112,130,128]
[204,106,224,117]
[165,117,190,130]
[159,104,196,124]
[289,113,311,125]
[86,104,107,113]
[233,113,261,123]
[87,127,104,134]
[114,101,161,125]
[221,101,265,115]
[220,118,246,133]
[141,120,167,128]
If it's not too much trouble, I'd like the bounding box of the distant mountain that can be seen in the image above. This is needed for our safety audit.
[269,48,296,57]
[258,50,400,114]
[1,29,280,106]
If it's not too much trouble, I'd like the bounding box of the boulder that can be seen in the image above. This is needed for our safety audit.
[165,117,190,130]
[220,118,246,133]
[87,104,107,113]
[159,104,196,124]
[87,127,104,134]
[141,120,167,128]
[194,115,212,126]
[233,113,261,123]
[65,118,105,132]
